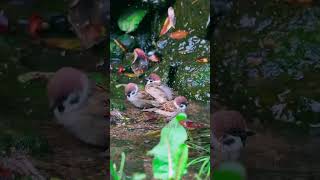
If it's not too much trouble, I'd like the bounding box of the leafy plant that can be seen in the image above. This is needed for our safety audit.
[118,8,148,33]
[147,113,189,180]
[188,155,210,179]
[110,152,146,180]
[187,142,210,179]
[213,162,247,180]
[110,152,126,180]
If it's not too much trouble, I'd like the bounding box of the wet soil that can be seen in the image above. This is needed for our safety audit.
[34,121,107,179]
[244,124,320,180]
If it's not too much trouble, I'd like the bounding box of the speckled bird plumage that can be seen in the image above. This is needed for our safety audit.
[145,73,173,104]
[125,83,160,108]
[142,96,188,120]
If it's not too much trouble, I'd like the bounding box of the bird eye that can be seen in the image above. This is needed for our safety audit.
[180,104,186,109]
[57,104,65,113]
[70,95,80,104]
[222,137,235,145]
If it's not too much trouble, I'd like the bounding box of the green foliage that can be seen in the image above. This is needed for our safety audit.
[132,173,147,180]
[111,152,146,180]
[213,162,247,180]
[213,171,244,180]
[111,99,126,111]
[118,8,148,33]
[147,113,189,179]
[110,40,124,60]
[188,156,210,179]
[110,152,126,180]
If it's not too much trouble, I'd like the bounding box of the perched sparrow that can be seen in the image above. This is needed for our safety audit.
[142,96,188,120]
[47,67,108,147]
[211,110,254,168]
[125,83,160,108]
[145,73,173,104]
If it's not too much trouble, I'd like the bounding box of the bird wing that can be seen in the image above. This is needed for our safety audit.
[140,90,156,100]
[145,85,169,103]
[158,84,173,100]
[160,101,176,112]
[142,108,176,118]
[136,91,161,107]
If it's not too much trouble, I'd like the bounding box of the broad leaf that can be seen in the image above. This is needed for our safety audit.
[148,113,188,179]
[118,8,148,33]
[110,160,120,180]
[173,144,188,180]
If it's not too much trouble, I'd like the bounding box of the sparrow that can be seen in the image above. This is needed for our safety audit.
[125,83,160,108]
[47,67,108,147]
[145,73,174,104]
[211,110,254,168]
[142,96,188,120]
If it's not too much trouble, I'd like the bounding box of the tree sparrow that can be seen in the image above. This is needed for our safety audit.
[47,67,108,147]
[211,110,254,168]
[145,73,173,104]
[142,96,188,120]
[125,83,160,108]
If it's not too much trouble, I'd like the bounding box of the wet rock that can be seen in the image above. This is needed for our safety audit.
[239,14,256,28]
[255,18,272,32]
[214,1,320,125]
[152,0,210,103]
[212,0,234,17]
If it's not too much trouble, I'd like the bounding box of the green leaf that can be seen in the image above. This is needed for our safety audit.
[173,144,188,180]
[110,160,120,180]
[119,152,126,179]
[213,162,246,180]
[118,8,148,33]
[132,173,147,180]
[148,114,188,179]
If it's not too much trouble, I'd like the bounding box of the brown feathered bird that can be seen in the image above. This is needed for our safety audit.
[47,67,108,147]
[145,73,173,104]
[142,96,188,120]
[125,82,160,108]
[212,110,254,168]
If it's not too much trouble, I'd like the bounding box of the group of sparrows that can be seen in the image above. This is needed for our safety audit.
[46,67,188,147]
[125,73,188,120]
[46,67,254,169]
